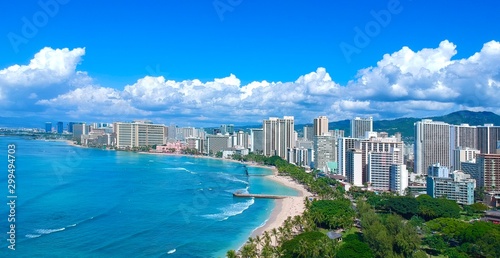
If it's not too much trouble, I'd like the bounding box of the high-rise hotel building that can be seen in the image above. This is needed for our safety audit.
[313,133,336,172]
[313,116,329,136]
[414,120,451,174]
[263,116,295,159]
[368,147,403,191]
[477,124,500,154]
[337,137,357,176]
[350,117,373,138]
[476,154,500,191]
[114,121,165,148]
[358,134,404,183]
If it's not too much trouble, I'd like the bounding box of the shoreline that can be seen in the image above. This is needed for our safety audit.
[62,142,310,251]
[249,166,312,240]
[123,150,313,249]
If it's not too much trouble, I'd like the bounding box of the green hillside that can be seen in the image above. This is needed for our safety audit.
[324,110,500,141]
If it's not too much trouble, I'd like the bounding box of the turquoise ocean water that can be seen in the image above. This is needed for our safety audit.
[0,137,298,257]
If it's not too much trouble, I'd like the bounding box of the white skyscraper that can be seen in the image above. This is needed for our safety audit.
[313,133,336,172]
[350,117,373,138]
[390,164,408,195]
[263,116,295,159]
[368,147,402,191]
[313,116,329,136]
[357,135,404,184]
[337,137,357,176]
[414,120,451,175]
[250,128,264,153]
[346,149,363,186]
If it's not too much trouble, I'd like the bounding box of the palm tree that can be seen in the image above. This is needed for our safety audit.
[283,220,293,240]
[240,243,257,258]
[271,228,279,245]
[247,237,255,247]
[226,249,239,258]
[319,237,337,257]
[254,235,261,251]
[278,226,287,243]
[263,231,271,246]
[297,239,309,258]
[260,245,274,258]
[292,215,304,233]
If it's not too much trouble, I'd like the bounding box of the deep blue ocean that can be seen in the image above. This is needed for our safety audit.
[0,137,298,257]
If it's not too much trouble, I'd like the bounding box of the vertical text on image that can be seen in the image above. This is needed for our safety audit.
[6,144,17,251]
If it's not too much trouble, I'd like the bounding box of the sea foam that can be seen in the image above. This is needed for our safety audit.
[201,198,255,221]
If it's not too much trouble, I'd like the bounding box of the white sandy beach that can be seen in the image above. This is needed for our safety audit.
[250,166,312,239]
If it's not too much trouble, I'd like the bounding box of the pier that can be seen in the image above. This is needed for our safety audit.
[233,192,288,199]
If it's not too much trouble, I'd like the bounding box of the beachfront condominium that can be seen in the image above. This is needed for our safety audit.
[186,137,204,153]
[313,116,329,136]
[114,121,165,148]
[288,147,313,168]
[350,117,373,138]
[263,116,295,159]
[206,134,231,154]
[313,133,336,172]
[414,120,451,174]
[250,128,264,154]
[72,123,89,143]
[234,131,249,149]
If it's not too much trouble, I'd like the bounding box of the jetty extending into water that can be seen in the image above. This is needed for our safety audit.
[233,192,288,199]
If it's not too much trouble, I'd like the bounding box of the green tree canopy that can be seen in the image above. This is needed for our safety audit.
[309,199,354,229]
[386,196,419,219]
[336,234,374,258]
[416,194,460,220]
[280,231,332,258]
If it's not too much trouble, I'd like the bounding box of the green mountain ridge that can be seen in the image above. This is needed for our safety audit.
[323,110,500,140]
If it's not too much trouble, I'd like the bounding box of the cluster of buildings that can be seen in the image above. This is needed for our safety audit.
[43,116,500,206]
[414,120,500,206]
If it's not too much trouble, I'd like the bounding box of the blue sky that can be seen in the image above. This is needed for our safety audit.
[1,0,500,127]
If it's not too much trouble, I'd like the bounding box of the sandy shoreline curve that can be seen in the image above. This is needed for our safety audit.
[249,165,312,239]
[60,143,311,250]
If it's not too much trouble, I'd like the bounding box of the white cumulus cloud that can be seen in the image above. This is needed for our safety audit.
[2,40,500,125]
